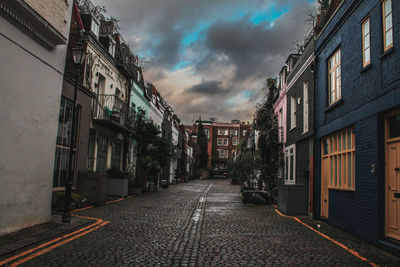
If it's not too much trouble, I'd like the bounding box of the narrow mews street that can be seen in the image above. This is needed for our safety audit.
[3,180,397,267]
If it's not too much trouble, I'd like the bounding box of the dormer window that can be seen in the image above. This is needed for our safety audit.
[91,18,100,38]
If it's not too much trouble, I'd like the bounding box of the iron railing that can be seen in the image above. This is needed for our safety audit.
[92,94,135,129]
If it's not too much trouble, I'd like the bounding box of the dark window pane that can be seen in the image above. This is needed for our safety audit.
[53,148,61,187]
[111,140,122,170]
[60,149,69,187]
[56,98,65,145]
[87,131,96,171]
[72,107,80,148]
[389,114,400,139]
[63,100,72,147]
[323,139,328,155]
[290,155,294,180]
[96,134,108,171]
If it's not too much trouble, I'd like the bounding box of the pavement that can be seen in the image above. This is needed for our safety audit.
[0,179,399,266]
[0,214,92,257]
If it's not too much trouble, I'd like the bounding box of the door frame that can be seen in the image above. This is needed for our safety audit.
[321,156,329,218]
[385,109,400,240]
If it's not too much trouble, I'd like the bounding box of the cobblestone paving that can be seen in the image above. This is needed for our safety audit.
[19,180,400,266]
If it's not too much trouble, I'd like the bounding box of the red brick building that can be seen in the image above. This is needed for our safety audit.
[185,120,251,172]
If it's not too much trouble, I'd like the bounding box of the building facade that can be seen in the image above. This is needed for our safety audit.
[314,0,400,247]
[213,122,251,172]
[186,120,251,173]
[74,2,137,175]
[0,0,73,234]
[279,40,315,215]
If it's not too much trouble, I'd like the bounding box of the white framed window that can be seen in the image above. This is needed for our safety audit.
[204,129,210,139]
[218,149,228,158]
[303,82,309,133]
[218,138,228,146]
[362,17,371,67]
[243,130,247,136]
[218,129,224,135]
[284,144,296,185]
[328,49,341,105]
[91,18,100,38]
[382,0,393,51]
[234,130,238,136]
[224,129,229,135]
[290,96,296,129]
[233,138,238,145]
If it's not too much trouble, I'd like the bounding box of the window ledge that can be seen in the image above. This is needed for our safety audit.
[381,47,394,59]
[328,187,355,192]
[325,99,344,112]
[360,63,372,73]
[289,126,296,131]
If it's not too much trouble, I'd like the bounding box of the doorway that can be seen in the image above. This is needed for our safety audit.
[385,110,400,240]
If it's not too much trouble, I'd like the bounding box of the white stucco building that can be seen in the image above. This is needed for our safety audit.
[0,0,73,235]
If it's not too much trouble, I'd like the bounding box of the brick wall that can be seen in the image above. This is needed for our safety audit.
[25,0,70,36]
[314,0,400,244]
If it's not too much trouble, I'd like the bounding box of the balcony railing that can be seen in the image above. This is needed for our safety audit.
[92,94,135,133]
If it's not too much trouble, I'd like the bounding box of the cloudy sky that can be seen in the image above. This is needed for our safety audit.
[93,0,316,124]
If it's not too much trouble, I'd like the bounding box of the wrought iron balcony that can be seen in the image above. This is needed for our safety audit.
[92,94,135,134]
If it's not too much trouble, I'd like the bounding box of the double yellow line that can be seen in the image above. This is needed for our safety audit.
[0,198,132,266]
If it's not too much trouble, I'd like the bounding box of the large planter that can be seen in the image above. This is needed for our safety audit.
[79,173,107,206]
[277,185,308,215]
[107,178,128,197]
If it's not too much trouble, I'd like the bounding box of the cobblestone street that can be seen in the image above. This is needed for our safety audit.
[6,179,400,267]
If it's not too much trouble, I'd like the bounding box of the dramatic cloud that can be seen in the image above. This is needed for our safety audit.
[185,80,228,96]
[92,0,316,123]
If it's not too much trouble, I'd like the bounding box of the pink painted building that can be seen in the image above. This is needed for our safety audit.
[274,54,302,147]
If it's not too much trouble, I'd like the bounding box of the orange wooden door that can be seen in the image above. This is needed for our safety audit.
[321,157,329,218]
[386,141,400,240]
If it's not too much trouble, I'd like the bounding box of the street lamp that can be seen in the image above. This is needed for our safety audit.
[63,42,87,223]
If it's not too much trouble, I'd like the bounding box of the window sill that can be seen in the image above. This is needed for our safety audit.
[289,126,296,131]
[328,187,355,192]
[360,63,372,73]
[325,98,344,112]
[381,47,394,59]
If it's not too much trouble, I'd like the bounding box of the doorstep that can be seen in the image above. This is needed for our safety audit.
[0,213,92,258]
[377,239,400,257]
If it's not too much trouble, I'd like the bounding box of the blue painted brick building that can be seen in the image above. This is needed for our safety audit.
[314,0,400,247]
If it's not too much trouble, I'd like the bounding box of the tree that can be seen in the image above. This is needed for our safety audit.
[197,120,209,169]
[134,108,174,185]
[255,78,284,190]
[227,150,258,190]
